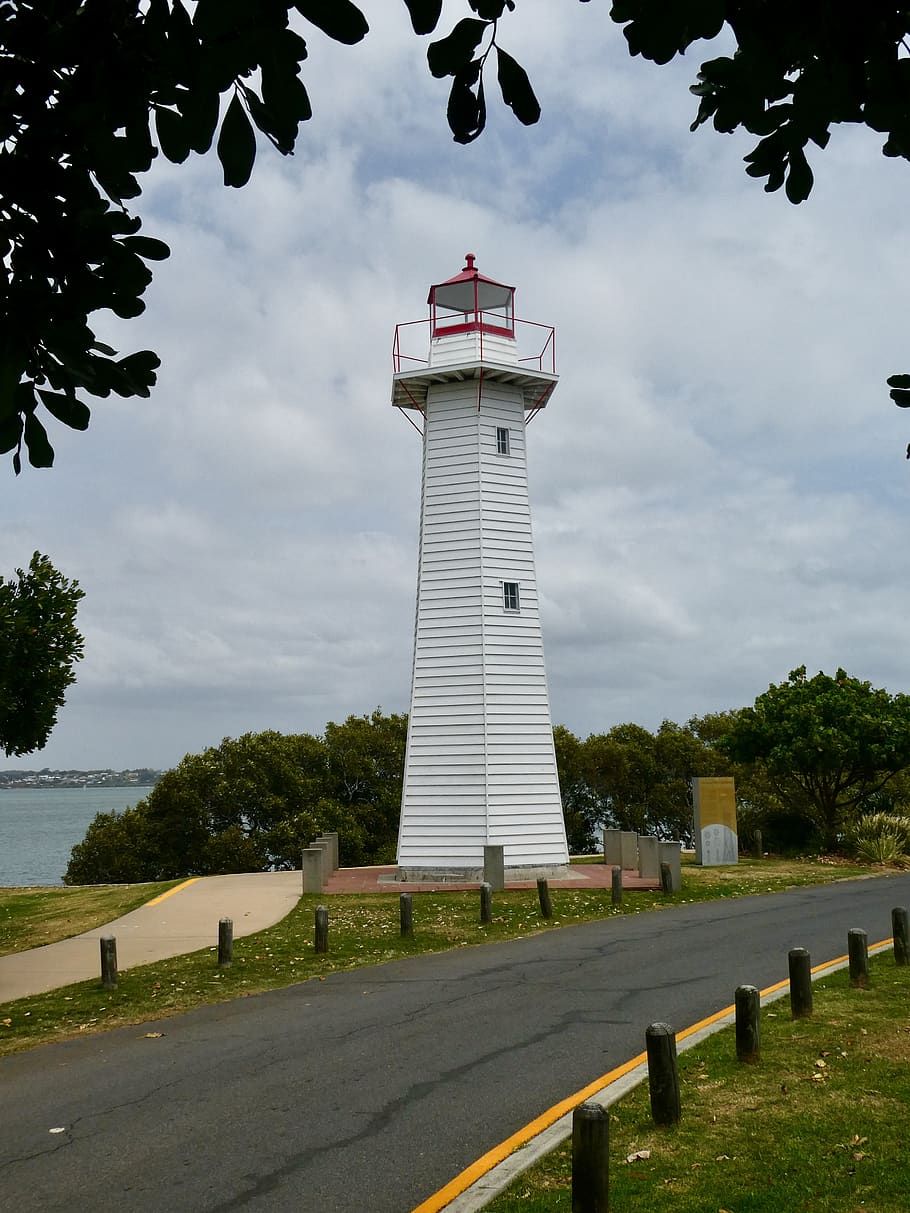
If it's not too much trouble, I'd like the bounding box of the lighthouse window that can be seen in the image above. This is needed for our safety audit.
[496,427,511,456]
[502,581,520,612]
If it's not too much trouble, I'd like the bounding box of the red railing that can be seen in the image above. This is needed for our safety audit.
[392,314,556,376]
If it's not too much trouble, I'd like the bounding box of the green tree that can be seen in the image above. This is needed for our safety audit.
[0,552,84,756]
[553,724,599,854]
[581,719,717,842]
[6,2,910,470]
[719,666,910,851]
[63,710,408,882]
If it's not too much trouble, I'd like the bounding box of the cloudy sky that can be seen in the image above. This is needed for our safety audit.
[5,3,910,771]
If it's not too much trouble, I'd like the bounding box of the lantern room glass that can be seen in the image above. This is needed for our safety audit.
[428,255,515,340]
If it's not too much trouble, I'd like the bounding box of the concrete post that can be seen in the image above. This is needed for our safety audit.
[637,835,659,879]
[571,1101,610,1212]
[893,906,910,966]
[483,844,505,892]
[310,839,332,879]
[479,882,493,925]
[217,917,233,967]
[658,841,682,892]
[735,984,760,1063]
[100,936,117,990]
[302,847,324,894]
[603,829,622,868]
[848,928,869,988]
[646,1022,680,1126]
[619,831,638,870]
[318,832,339,871]
[789,947,813,1019]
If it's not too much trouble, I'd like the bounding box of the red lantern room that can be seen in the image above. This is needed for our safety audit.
[428,253,515,339]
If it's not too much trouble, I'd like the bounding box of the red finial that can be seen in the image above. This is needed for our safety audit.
[464,253,476,271]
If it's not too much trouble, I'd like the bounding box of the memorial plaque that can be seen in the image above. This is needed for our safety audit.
[692,777,738,865]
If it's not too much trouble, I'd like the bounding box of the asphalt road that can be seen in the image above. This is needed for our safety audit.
[1,873,907,1213]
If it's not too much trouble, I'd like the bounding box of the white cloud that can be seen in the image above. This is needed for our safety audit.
[5,6,910,769]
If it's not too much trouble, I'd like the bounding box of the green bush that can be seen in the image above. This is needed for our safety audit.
[845,811,910,865]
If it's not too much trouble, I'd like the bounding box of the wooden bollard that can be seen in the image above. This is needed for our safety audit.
[735,984,760,1063]
[217,917,233,967]
[645,1022,680,1126]
[788,947,813,1019]
[848,927,869,988]
[315,904,329,954]
[537,877,552,919]
[754,828,763,858]
[892,907,909,966]
[571,1100,610,1213]
[611,865,622,907]
[400,892,413,938]
[480,881,493,925]
[100,935,118,990]
[659,861,672,894]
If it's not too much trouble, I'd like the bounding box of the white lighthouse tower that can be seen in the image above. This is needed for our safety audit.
[393,255,569,879]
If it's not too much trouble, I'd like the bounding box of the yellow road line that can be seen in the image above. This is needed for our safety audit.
[411,935,895,1212]
[144,877,200,907]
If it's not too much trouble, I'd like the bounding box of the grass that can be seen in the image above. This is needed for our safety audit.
[0,856,889,1058]
[0,880,180,956]
[485,956,910,1212]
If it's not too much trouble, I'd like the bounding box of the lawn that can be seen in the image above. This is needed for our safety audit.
[0,880,180,956]
[485,954,910,1212]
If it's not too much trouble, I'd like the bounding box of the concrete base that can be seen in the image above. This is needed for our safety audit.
[389,864,571,884]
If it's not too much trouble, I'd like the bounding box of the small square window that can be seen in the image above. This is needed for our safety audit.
[496,427,510,456]
[502,581,520,612]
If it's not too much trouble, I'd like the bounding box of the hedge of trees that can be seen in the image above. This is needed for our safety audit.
[64,668,910,883]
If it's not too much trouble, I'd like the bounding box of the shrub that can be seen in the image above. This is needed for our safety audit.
[846,812,910,866]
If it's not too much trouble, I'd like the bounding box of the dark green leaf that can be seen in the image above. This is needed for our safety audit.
[121,236,171,262]
[447,65,485,144]
[428,19,487,79]
[0,409,22,455]
[469,0,509,18]
[217,93,257,188]
[37,391,91,431]
[177,86,221,154]
[155,105,191,163]
[294,1,368,46]
[784,144,813,204]
[109,295,147,319]
[23,413,54,468]
[402,0,442,35]
[115,351,161,398]
[496,47,540,126]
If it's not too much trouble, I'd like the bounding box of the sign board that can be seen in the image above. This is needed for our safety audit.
[692,776,738,866]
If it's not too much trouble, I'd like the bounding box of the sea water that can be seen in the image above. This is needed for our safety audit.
[0,787,154,886]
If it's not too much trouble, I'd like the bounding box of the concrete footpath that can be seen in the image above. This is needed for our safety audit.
[0,871,302,1003]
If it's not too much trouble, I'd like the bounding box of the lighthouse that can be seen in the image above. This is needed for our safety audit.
[392,255,569,879]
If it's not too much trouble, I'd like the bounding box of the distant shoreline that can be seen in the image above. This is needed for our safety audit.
[0,770,163,791]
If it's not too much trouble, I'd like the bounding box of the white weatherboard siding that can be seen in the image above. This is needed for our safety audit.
[397,343,568,873]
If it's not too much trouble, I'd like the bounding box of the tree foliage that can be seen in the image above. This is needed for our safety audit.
[0,551,84,756]
[5,3,910,470]
[64,709,407,883]
[719,666,910,851]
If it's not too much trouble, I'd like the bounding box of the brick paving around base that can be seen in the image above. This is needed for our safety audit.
[321,863,660,895]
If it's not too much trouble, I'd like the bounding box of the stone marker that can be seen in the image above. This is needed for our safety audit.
[302,847,324,894]
[483,844,505,892]
[603,828,621,868]
[619,830,638,870]
[658,841,682,892]
[691,776,738,865]
[637,835,659,879]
